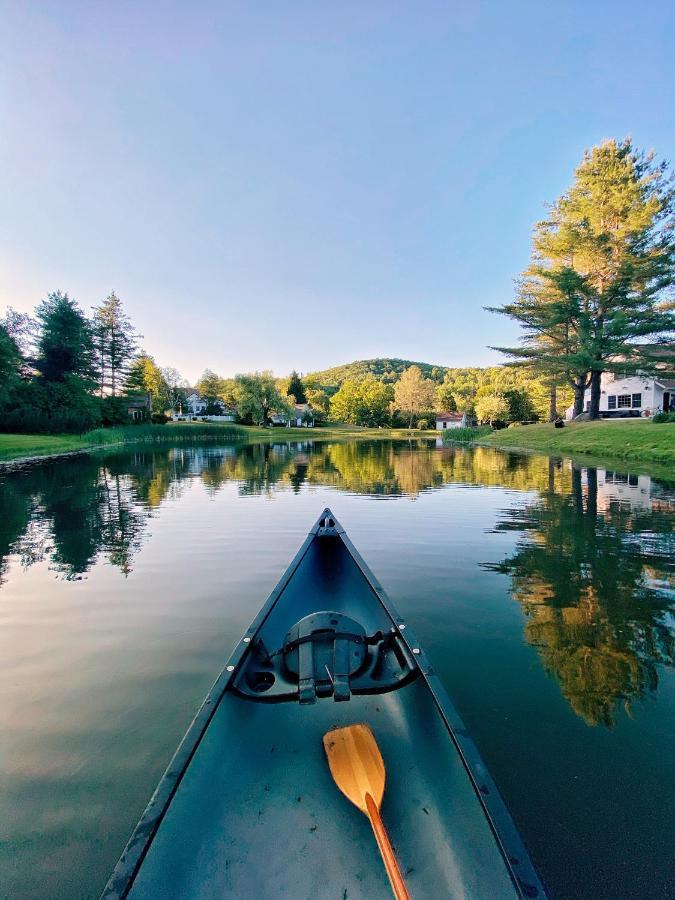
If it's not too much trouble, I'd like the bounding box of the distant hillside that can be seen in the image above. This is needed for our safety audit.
[305,358,449,391]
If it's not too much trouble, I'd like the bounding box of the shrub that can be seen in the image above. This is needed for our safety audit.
[442,425,493,443]
[417,418,429,430]
[652,411,675,423]
[101,395,132,426]
[0,377,102,434]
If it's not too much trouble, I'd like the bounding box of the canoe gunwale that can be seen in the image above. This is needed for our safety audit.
[100,507,546,900]
[339,523,547,899]
[100,516,320,899]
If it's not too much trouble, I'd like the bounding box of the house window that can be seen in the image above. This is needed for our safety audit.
[632,393,641,408]
[585,401,590,412]
[617,395,631,408]
[443,422,447,429]
[607,396,617,409]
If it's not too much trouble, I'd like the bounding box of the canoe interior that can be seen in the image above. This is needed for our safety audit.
[108,512,543,899]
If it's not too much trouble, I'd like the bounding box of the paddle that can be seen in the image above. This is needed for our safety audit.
[323,724,410,900]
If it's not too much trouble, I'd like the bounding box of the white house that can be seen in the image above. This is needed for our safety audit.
[565,373,675,419]
[172,390,237,422]
[270,403,315,427]
[435,411,469,430]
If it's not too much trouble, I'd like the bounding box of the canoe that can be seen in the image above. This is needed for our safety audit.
[102,509,546,899]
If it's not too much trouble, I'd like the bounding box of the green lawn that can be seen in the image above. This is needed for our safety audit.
[481,419,675,464]
[0,423,245,462]
[0,422,438,463]
[0,433,89,460]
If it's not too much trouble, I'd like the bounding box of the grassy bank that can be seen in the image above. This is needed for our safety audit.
[480,419,675,465]
[0,423,246,463]
[0,422,439,464]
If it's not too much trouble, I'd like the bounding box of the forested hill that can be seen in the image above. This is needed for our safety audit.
[305,358,449,389]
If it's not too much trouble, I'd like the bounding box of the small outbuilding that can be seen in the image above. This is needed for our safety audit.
[126,393,152,422]
[435,411,468,430]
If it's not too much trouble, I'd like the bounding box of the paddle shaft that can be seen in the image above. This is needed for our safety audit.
[365,793,410,900]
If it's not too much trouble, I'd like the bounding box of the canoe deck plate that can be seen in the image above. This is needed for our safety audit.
[232,610,419,704]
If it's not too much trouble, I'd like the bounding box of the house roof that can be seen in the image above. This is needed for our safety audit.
[632,343,675,361]
[436,411,464,422]
[126,394,151,409]
[656,378,675,389]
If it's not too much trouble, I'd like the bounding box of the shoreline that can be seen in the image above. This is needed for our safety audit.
[443,420,675,481]
[0,424,437,469]
[3,421,674,481]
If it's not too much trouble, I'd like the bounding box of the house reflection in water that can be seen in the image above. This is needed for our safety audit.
[587,468,652,513]
[488,460,675,727]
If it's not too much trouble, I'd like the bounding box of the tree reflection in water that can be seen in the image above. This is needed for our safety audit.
[1,441,673,729]
[486,460,675,727]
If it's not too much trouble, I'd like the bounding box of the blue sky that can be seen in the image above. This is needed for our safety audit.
[2,1,674,383]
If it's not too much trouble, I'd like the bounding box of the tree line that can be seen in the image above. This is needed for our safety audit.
[0,286,572,434]
[491,138,675,419]
[0,290,186,432]
[0,293,329,433]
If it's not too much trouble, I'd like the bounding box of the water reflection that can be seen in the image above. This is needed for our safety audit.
[486,461,675,726]
[1,440,674,730]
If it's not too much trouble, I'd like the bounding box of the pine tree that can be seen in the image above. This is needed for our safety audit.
[0,324,21,404]
[491,139,675,419]
[92,292,139,396]
[35,291,95,383]
[287,370,307,404]
[490,267,593,418]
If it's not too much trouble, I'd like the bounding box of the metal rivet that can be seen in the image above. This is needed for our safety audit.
[226,665,235,672]
[399,624,406,630]
[412,648,420,655]
[243,637,251,643]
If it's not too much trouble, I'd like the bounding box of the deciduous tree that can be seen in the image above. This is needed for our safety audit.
[235,371,290,425]
[125,353,167,415]
[161,367,188,415]
[475,393,508,425]
[394,366,436,428]
[329,376,392,426]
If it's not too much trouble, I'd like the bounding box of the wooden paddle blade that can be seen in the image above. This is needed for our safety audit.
[323,723,385,814]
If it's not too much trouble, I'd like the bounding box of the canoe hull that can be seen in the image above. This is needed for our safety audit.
[102,509,545,899]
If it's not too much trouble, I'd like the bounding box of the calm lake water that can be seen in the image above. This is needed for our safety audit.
[1,439,674,899]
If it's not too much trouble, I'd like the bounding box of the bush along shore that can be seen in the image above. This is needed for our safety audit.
[444,419,675,466]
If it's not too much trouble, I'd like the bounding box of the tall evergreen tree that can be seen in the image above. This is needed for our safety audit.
[287,370,307,404]
[0,324,21,404]
[35,291,95,383]
[92,292,139,396]
[492,139,675,418]
[491,267,593,417]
